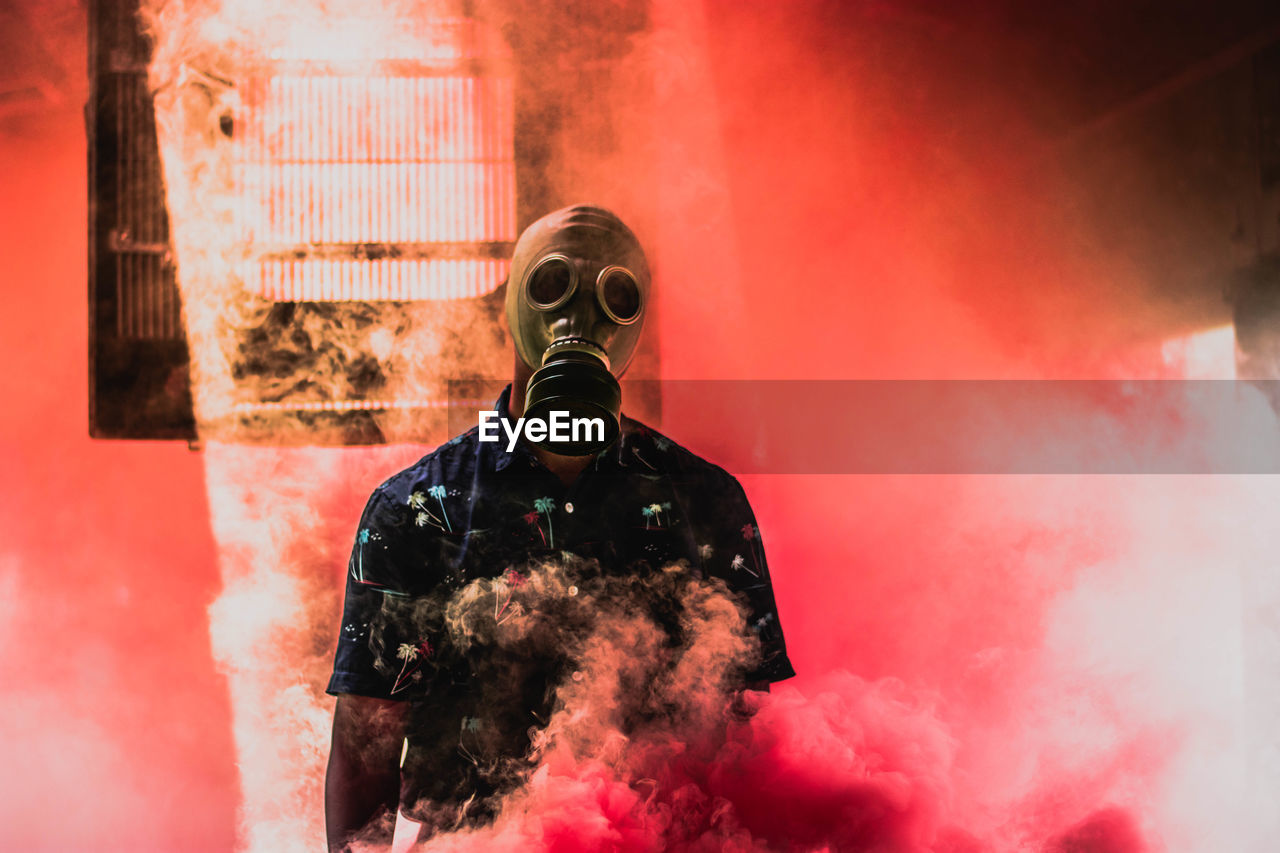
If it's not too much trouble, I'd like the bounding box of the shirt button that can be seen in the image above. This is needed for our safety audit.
[564,502,575,514]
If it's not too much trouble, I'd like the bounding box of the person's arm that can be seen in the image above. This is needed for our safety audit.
[700,472,797,686]
[325,693,409,853]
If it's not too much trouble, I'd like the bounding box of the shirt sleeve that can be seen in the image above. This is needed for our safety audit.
[327,485,424,700]
[700,475,796,685]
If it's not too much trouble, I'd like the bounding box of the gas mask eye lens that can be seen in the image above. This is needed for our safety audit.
[597,266,641,324]
[526,255,576,310]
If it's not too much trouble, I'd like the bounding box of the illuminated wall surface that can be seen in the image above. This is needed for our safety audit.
[8,0,1280,851]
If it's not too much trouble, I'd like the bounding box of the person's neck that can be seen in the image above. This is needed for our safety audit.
[510,360,593,487]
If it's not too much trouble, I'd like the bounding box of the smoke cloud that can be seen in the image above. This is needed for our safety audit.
[331,557,1157,853]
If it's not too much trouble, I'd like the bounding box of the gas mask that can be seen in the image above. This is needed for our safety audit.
[505,205,650,455]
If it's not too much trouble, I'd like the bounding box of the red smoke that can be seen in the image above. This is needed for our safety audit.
[418,676,956,853]
[386,562,960,853]
[372,557,1154,853]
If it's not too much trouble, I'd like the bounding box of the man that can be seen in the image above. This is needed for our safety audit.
[325,205,794,850]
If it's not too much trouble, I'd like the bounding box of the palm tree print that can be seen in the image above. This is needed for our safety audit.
[534,497,555,547]
[731,553,758,578]
[495,570,525,623]
[642,506,655,528]
[458,720,482,766]
[523,510,546,546]
[409,492,446,530]
[352,528,371,582]
[392,639,431,694]
[428,485,452,532]
[495,597,524,626]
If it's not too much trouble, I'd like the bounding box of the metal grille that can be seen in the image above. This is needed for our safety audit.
[116,252,180,338]
[108,69,183,340]
[237,48,516,301]
[254,257,509,301]
[90,0,195,441]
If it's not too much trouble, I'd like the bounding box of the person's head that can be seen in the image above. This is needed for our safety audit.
[505,205,650,454]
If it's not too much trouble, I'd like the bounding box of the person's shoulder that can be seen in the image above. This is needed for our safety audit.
[622,416,744,495]
[366,426,482,508]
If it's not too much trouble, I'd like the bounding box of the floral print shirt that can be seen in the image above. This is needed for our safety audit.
[327,384,793,822]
